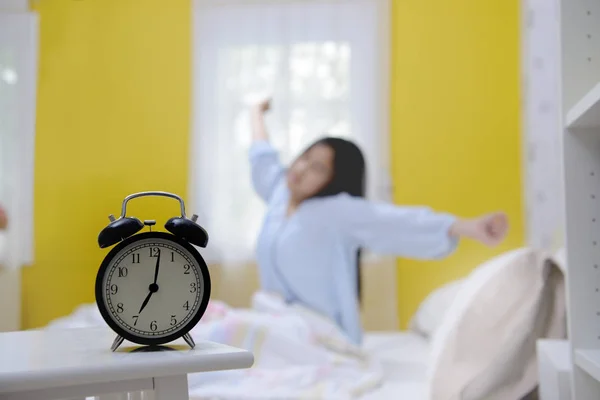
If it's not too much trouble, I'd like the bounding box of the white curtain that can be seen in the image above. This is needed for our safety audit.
[0,12,38,269]
[191,0,390,265]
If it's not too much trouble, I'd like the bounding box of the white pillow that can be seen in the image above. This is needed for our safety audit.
[427,247,566,400]
[409,279,464,338]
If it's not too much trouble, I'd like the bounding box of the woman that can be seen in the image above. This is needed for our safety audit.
[249,99,508,344]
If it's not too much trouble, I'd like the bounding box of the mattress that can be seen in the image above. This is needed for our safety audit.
[360,331,430,399]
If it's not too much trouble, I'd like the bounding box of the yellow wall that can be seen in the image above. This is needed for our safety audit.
[390,0,524,328]
[23,0,523,329]
[23,0,192,329]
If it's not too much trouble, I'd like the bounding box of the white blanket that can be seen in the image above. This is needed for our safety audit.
[46,292,384,400]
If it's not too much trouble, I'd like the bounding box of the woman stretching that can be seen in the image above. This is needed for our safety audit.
[249,99,508,344]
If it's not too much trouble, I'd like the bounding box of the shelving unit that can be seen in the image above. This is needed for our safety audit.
[566,83,600,129]
[561,0,600,398]
[575,350,600,383]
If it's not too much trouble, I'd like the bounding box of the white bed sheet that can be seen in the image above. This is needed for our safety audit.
[185,330,430,400]
[359,331,430,400]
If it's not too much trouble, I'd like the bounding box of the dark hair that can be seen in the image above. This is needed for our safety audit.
[305,137,366,304]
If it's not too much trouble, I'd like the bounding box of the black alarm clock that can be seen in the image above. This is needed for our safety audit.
[95,191,211,352]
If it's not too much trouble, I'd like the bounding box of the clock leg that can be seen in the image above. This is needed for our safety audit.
[182,333,195,349]
[111,335,125,352]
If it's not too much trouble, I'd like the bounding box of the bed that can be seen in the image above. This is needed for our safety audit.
[360,331,431,399]
[44,248,565,400]
[188,330,432,400]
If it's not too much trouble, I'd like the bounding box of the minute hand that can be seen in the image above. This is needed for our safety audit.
[153,248,161,284]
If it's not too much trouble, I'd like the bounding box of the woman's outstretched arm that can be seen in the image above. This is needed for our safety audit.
[251,98,271,142]
[248,99,285,203]
[325,194,508,259]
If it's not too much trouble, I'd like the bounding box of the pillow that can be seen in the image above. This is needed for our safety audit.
[427,247,566,400]
[409,279,464,338]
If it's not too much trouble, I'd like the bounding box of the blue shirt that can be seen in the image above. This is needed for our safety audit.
[249,140,459,344]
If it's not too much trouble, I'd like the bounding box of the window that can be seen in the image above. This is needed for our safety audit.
[0,12,37,269]
[191,0,390,265]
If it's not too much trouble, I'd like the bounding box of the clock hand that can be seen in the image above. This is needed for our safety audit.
[153,248,161,284]
[138,291,153,314]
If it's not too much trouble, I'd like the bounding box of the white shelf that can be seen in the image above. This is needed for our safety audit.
[566,82,600,129]
[576,349,600,382]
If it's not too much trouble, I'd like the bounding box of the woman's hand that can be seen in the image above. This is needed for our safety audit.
[251,98,271,141]
[252,98,271,114]
[450,212,509,247]
[0,205,7,230]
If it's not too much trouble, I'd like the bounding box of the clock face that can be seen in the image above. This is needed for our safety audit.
[96,232,210,345]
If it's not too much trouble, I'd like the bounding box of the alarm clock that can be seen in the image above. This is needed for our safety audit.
[95,191,211,352]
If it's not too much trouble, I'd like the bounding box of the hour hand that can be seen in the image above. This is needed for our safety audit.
[138,291,153,314]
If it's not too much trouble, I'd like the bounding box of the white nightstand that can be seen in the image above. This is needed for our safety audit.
[537,339,572,400]
[0,327,254,400]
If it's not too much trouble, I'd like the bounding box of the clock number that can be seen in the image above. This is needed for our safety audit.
[183,301,190,311]
[132,253,140,264]
[171,252,175,262]
[190,282,197,293]
[132,315,139,326]
[170,315,177,326]
[149,247,160,257]
[183,264,191,274]
[110,284,118,295]
[150,320,157,331]
[116,303,124,313]
[118,267,128,277]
